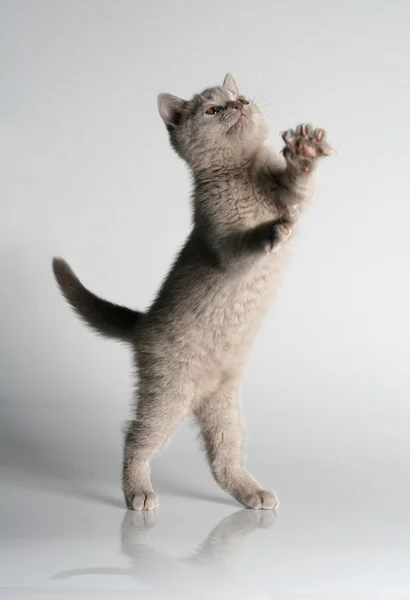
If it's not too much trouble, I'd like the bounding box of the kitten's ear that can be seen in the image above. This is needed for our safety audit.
[157,93,188,127]
[223,73,239,95]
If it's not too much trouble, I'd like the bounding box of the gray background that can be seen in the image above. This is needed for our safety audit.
[1,1,409,597]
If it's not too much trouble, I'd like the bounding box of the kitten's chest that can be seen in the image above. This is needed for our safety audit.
[216,177,279,230]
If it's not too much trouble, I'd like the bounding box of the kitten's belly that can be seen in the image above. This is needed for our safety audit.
[205,265,274,353]
[155,257,283,377]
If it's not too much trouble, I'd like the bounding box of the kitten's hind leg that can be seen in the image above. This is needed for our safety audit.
[123,378,192,511]
[195,378,279,510]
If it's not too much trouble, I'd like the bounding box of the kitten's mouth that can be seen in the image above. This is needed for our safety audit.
[229,113,248,131]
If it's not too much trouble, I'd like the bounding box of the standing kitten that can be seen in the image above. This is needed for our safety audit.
[53,74,333,510]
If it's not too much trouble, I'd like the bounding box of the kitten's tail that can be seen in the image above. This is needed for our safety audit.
[52,258,142,343]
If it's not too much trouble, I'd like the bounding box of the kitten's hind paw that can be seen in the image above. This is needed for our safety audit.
[129,491,159,511]
[241,489,279,510]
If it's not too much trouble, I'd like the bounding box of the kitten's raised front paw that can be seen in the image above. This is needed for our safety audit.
[241,489,279,510]
[129,491,159,511]
[281,124,333,172]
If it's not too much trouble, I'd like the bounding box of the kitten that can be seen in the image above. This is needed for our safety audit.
[53,73,333,511]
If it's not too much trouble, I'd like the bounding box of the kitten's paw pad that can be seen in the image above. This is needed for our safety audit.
[243,490,279,510]
[267,220,292,254]
[314,128,325,142]
[277,223,291,239]
[131,492,159,511]
[281,125,333,170]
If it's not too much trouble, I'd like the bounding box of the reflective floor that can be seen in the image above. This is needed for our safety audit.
[1,399,409,600]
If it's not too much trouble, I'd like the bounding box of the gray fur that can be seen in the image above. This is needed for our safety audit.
[53,74,333,511]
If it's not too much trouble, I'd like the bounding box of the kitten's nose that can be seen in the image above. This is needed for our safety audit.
[233,102,243,112]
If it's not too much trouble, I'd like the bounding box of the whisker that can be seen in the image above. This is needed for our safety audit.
[258,100,284,109]
[251,89,261,103]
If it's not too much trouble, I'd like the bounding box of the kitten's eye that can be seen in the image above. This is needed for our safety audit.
[238,96,250,105]
[205,105,221,115]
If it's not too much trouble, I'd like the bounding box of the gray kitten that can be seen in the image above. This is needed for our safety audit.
[53,73,333,511]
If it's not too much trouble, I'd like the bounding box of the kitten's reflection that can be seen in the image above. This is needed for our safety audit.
[53,508,275,596]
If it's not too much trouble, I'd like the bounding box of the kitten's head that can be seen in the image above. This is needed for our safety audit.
[158,74,268,171]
